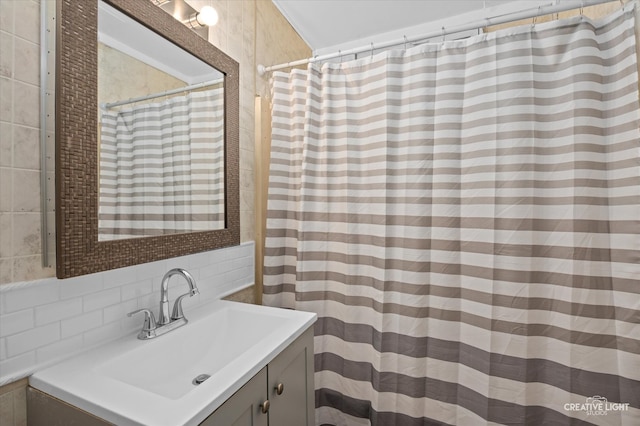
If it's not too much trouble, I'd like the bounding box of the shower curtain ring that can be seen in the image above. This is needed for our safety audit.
[370,42,374,57]
[441,26,446,42]
[339,50,342,63]
[403,35,408,51]
[532,6,541,28]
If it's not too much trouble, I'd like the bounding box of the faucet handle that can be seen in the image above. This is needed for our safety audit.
[128,308,157,331]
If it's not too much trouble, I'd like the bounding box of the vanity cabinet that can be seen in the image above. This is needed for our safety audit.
[201,367,269,426]
[27,327,315,426]
[202,327,315,426]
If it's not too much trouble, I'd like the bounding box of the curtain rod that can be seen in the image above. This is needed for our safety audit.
[257,0,620,75]
[100,77,224,110]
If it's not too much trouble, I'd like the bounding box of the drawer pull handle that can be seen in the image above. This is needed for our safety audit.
[275,383,284,395]
[260,400,270,414]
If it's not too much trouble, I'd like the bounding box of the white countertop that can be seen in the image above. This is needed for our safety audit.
[29,300,316,426]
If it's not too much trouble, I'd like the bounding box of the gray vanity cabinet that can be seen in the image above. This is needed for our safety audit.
[267,326,315,426]
[28,327,315,426]
[200,367,269,426]
[201,327,315,426]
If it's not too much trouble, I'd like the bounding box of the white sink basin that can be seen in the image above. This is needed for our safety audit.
[29,300,316,426]
[98,303,289,400]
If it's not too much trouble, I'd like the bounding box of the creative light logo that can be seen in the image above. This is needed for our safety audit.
[564,396,630,416]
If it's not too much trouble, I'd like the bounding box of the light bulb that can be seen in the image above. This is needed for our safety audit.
[197,5,218,27]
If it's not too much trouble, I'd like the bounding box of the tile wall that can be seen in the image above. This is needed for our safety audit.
[0,0,48,284]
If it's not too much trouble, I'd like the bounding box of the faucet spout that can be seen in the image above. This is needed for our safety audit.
[158,268,199,326]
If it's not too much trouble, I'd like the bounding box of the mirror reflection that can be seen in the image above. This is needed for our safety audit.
[97,1,225,241]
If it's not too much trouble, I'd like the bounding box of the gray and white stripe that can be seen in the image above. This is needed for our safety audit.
[264,4,639,426]
[99,87,225,240]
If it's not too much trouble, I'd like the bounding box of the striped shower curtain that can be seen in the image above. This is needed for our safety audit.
[99,87,225,240]
[263,4,639,426]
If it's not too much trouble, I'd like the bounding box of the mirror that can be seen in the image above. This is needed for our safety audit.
[97,2,226,240]
[56,0,239,278]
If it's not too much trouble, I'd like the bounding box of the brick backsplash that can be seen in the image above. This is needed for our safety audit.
[0,241,254,385]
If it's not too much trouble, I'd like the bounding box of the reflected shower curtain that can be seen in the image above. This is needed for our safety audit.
[263,4,640,426]
[99,87,225,240]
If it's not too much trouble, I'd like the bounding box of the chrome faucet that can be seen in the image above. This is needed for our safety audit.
[158,268,199,325]
[128,268,200,340]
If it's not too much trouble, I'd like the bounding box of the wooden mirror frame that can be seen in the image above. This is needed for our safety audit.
[56,0,240,278]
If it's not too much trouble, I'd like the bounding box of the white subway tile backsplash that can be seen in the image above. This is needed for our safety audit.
[222,259,238,274]
[103,299,137,325]
[1,280,59,313]
[60,311,102,339]
[0,242,255,385]
[120,279,153,301]
[134,260,166,281]
[151,275,164,293]
[227,266,248,283]
[6,323,59,357]
[0,351,36,380]
[83,287,120,312]
[0,338,6,360]
[198,275,226,298]
[119,311,141,334]
[165,254,191,270]
[102,264,138,288]
[60,275,104,299]
[0,309,33,336]
[34,298,82,326]
[198,263,220,280]
[82,321,129,349]
[35,335,83,365]
[186,251,212,269]
[136,293,157,315]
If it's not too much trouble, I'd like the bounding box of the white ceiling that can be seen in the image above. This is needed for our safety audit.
[98,1,223,85]
[272,0,549,55]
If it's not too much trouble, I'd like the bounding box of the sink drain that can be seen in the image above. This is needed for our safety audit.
[193,374,211,385]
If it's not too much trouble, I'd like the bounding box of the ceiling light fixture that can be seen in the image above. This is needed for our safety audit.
[184,5,218,28]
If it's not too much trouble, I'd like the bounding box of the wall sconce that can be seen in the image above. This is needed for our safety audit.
[184,5,219,28]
